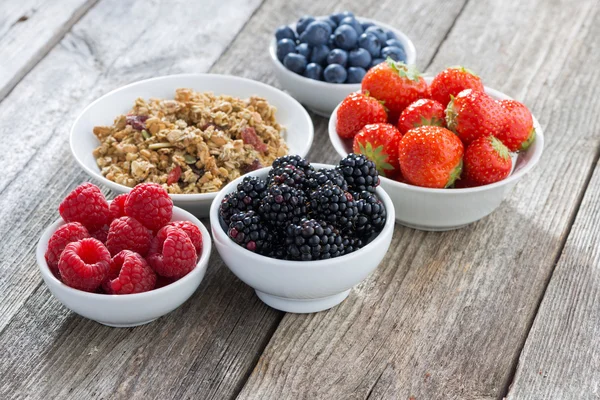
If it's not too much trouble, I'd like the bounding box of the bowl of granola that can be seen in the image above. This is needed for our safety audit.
[70,74,314,216]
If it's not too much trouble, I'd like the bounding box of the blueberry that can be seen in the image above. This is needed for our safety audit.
[276,38,297,61]
[365,26,387,45]
[310,44,330,65]
[323,64,347,83]
[361,22,375,30]
[370,58,385,68]
[386,30,397,40]
[283,53,308,74]
[385,39,404,49]
[304,63,323,80]
[296,16,315,35]
[330,11,354,24]
[334,25,358,50]
[296,43,311,59]
[301,21,332,46]
[327,48,348,67]
[381,46,407,62]
[328,34,336,48]
[358,32,381,57]
[339,16,364,35]
[322,17,337,30]
[347,67,366,83]
[275,25,296,41]
[348,48,372,68]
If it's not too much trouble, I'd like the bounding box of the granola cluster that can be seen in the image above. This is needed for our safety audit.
[92,89,288,194]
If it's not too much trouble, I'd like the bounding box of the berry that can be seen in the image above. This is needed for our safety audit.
[236,175,268,207]
[90,225,109,244]
[361,60,429,124]
[321,17,337,30]
[304,63,323,80]
[124,183,173,232]
[271,155,313,175]
[305,168,348,191]
[334,25,358,50]
[106,216,152,256]
[446,89,504,145]
[358,32,381,57]
[347,67,367,84]
[339,16,363,35]
[330,11,354,24]
[220,192,250,225]
[283,53,307,75]
[463,136,512,185]
[496,100,536,151]
[276,38,296,62]
[45,222,90,276]
[380,46,406,62]
[147,226,197,279]
[103,250,156,294]
[385,39,404,48]
[338,153,380,193]
[268,164,307,189]
[398,99,446,135]
[361,22,375,30]
[228,211,273,254]
[341,236,363,254]
[398,126,464,188]
[58,238,110,292]
[324,64,347,83]
[59,183,111,230]
[348,48,372,69]
[364,26,387,45]
[336,92,387,139]
[354,191,386,237]
[309,184,358,231]
[310,44,330,65]
[259,184,307,225]
[386,30,397,40]
[296,43,311,59]
[430,66,485,108]
[370,58,385,68]
[296,16,315,35]
[109,194,128,219]
[285,219,344,260]
[352,123,402,178]
[275,25,296,41]
[327,49,348,67]
[301,21,332,46]
[166,221,203,255]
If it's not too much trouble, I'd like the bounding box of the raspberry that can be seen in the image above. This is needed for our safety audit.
[45,222,90,276]
[58,238,111,292]
[110,194,128,219]
[102,250,156,294]
[90,225,109,244]
[59,183,111,230]
[165,221,203,255]
[124,183,173,232]
[106,217,152,256]
[147,226,197,279]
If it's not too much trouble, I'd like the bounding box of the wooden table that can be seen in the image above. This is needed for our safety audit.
[1,0,599,398]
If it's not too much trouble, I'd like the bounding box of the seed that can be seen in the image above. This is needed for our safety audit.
[148,142,173,150]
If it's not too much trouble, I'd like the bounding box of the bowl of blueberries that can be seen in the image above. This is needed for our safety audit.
[269,11,416,116]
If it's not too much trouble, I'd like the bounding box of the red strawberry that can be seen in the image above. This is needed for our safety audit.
[397,99,446,135]
[336,92,387,139]
[430,66,484,108]
[361,59,429,124]
[496,100,536,151]
[398,126,464,188]
[463,136,512,185]
[352,123,402,178]
[445,89,503,146]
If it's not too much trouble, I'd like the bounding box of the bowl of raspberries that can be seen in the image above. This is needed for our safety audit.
[36,182,211,327]
[270,11,416,116]
[209,154,395,313]
[328,62,544,231]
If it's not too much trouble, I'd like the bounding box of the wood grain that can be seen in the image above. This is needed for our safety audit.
[0,0,99,101]
[236,0,600,399]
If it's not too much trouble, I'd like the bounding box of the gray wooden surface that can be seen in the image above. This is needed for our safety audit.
[1,0,599,399]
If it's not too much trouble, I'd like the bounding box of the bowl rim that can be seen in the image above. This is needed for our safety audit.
[209,162,395,268]
[69,73,315,201]
[328,80,545,194]
[36,203,212,301]
[269,16,417,88]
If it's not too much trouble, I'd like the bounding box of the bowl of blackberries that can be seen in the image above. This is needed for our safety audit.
[209,154,395,313]
[269,11,416,116]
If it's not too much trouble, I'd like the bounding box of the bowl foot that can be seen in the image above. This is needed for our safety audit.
[95,318,158,328]
[396,219,472,231]
[255,289,351,313]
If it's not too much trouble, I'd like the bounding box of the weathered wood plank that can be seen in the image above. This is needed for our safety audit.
[236,0,600,399]
[0,0,99,101]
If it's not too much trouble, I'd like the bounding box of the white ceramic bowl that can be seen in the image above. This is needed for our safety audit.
[209,163,395,313]
[328,81,545,231]
[269,17,416,117]
[70,73,314,217]
[36,204,212,327]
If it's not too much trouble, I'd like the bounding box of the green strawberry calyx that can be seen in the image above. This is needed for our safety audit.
[358,142,395,177]
[520,128,536,151]
[446,159,463,188]
[414,115,445,128]
[445,95,458,131]
[489,136,511,160]
[387,58,421,82]
[449,65,479,77]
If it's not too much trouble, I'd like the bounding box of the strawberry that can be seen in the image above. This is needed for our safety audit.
[463,136,512,185]
[397,99,445,135]
[430,66,484,108]
[336,92,387,139]
[445,89,503,146]
[361,59,429,124]
[352,123,402,178]
[398,126,464,188]
[496,100,536,151]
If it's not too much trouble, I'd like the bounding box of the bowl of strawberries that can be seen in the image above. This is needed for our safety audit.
[329,60,544,230]
[36,182,211,327]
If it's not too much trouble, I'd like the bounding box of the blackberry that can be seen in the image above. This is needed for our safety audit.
[259,184,307,225]
[285,219,344,260]
[219,192,250,225]
[305,168,348,191]
[341,236,364,255]
[267,164,308,189]
[309,184,358,231]
[227,211,272,254]
[271,155,314,175]
[237,176,268,205]
[220,177,268,224]
[354,191,386,237]
[338,154,380,193]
